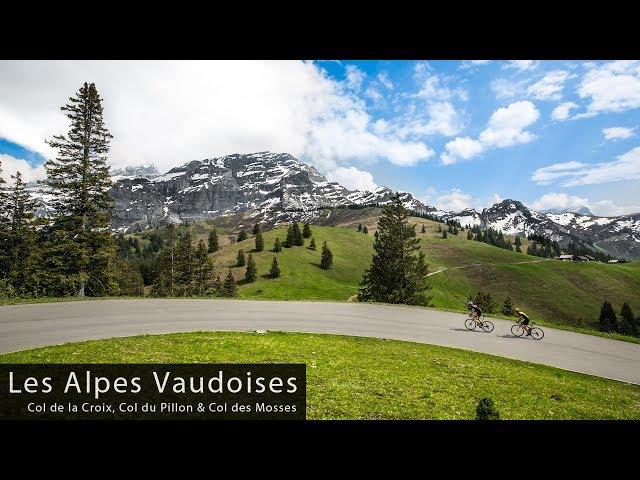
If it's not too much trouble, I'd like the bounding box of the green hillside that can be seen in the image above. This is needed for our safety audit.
[209,221,640,336]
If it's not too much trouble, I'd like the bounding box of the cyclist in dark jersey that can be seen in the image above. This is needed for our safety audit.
[467,301,483,323]
[514,308,532,336]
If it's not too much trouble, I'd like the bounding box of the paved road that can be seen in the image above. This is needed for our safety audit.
[1,299,639,384]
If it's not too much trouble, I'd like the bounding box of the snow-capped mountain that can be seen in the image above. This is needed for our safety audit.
[106,152,433,232]
[445,199,640,260]
[24,151,640,259]
[541,206,594,216]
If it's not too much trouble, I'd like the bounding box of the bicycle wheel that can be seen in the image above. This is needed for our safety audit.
[481,320,494,333]
[464,318,476,330]
[530,327,544,340]
[511,324,525,337]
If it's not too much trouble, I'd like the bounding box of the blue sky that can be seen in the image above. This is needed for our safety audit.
[1,60,639,216]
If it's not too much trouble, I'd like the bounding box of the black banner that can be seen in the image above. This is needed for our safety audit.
[0,364,306,420]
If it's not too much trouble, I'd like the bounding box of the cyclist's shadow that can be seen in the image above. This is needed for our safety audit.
[450,327,488,333]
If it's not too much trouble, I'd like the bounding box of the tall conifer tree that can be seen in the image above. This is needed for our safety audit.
[208,228,219,253]
[358,193,431,306]
[44,82,116,297]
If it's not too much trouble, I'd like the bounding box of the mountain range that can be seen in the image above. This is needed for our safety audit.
[26,151,640,260]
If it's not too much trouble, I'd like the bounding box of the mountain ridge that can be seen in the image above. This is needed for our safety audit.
[25,151,640,259]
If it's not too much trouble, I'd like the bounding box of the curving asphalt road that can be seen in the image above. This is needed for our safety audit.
[1,299,639,385]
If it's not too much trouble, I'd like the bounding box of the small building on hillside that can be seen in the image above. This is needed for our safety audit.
[584,255,596,261]
[575,256,591,262]
[558,254,576,261]
[608,259,620,264]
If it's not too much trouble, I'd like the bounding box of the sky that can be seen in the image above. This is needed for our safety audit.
[0,60,639,216]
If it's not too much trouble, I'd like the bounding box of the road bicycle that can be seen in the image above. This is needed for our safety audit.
[511,320,544,340]
[464,313,494,333]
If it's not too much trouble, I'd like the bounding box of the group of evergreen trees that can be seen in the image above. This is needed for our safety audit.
[599,300,639,337]
[356,223,369,234]
[467,226,514,251]
[1,82,121,299]
[526,234,561,258]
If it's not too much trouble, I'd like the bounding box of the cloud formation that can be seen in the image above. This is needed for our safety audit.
[603,126,636,140]
[441,101,539,164]
[0,153,46,183]
[0,60,433,174]
[531,146,640,186]
[325,166,378,191]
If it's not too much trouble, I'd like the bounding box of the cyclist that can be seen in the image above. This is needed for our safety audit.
[514,308,532,336]
[467,301,483,324]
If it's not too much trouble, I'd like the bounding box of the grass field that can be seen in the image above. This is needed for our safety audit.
[1,331,637,420]
[207,221,640,337]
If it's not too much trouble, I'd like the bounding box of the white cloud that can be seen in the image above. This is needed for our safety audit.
[0,60,432,174]
[325,166,378,191]
[377,72,393,89]
[531,146,640,186]
[460,60,491,69]
[435,188,473,212]
[416,75,467,102]
[0,153,46,183]
[531,192,589,212]
[441,137,484,165]
[552,102,578,121]
[603,126,636,140]
[589,200,640,217]
[530,192,640,217]
[365,86,382,101]
[344,64,366,90]
[578,61,640,115]
[489,193,503,205]
[305,109,434,169]
[479,100,539,148]
[503,60,539,72]
[490,78,528,99]
[441,100,539,164]
[526,70,573,101]
[396,102,464,138]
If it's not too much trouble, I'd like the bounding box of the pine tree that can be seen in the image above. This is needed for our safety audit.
[363,226,368,234]
[273,237,282,252]
[599,300,618,333]
[421,224,426,234]
[437,224,442,233]
[193,239,213,296]
[237,230,248,242]
[358,194,431,306]
[452,226,459,235]
[308,237,316,250]
[236,249,246,267]
[208,228,219,253]
[292,222,304,246]
[245,253,257,282]
[357,224,363,232]
[222,269,238,297]
[44,82,116,297]
[442,230,448,239]
[255,231,264,252]
[302,222,312,238]
[212,274,222,296]
[252,223,261,236]
[283,225,294,248]
[269,257,281,278]
[174,230,194,295]
[5,171,39,294]
[501,296,515,316]
[0,159,11,280]
[320,241,333,270]
[619,302,638,337]
[151,224,177,297]
[467,230,473,240]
